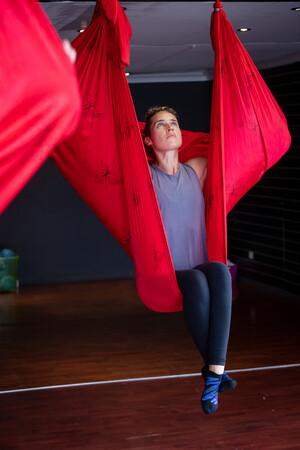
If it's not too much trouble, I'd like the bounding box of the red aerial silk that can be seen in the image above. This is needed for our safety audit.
[52,0,291,312]
[52,0,183,312]
[0,0,81,214]
[205,0,291,263]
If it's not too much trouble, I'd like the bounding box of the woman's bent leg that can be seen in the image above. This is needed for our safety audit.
[176,262,234,414]
[176,269,210,364]
[177,262,232,366]
[194,262,232,367]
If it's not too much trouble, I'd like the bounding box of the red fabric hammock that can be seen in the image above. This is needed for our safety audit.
[52,0,290,312]
[0,0,81,214]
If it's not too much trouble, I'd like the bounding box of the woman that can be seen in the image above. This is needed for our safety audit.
[144,106,236,415]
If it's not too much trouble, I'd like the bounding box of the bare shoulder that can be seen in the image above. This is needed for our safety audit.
[185,157,207,188]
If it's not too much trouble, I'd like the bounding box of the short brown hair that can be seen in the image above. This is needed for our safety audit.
[144,106,179,137]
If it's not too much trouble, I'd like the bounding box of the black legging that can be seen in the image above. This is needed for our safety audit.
[176,262,232,366]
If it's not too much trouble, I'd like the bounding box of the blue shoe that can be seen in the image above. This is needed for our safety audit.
[202,366,237,393]
[201,373,221,414]
[219,370,237,393]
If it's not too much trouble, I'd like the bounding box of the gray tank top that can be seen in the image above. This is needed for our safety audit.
[150,163,208,270]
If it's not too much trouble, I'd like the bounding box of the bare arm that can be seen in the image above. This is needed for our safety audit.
[185,157,207,189]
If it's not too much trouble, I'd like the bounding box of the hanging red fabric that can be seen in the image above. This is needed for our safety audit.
[52,0,291,312]
[206,0,291,263]
[51,0,184,312]
[0,0,81,214]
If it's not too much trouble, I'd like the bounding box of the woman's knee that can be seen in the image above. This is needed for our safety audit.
[176,269,209,297]
[208,261,232,285]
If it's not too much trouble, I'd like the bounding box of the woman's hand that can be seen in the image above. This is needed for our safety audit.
[62,39,76,64]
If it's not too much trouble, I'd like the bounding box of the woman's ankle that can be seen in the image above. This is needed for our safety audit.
[208,364,224,375]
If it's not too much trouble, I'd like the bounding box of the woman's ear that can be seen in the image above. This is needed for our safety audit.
[144,136,152,147]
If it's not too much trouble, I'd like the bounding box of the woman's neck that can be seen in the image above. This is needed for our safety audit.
[154,152,179,175]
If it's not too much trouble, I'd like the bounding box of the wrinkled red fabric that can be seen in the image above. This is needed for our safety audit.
[205,0,291,263]
[51,0,183,312]
[52,0,291,311]
[0,0,81,215]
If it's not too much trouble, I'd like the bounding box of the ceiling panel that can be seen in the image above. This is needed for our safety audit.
[41,1,300,82]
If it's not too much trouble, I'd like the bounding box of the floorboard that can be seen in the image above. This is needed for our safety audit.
[0,279,299,448]
[0,368,299,449]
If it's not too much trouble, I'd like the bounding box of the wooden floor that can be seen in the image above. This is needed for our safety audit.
[0,279,299,449]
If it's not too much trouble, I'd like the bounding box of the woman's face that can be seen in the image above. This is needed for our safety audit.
[145,111,182,155]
